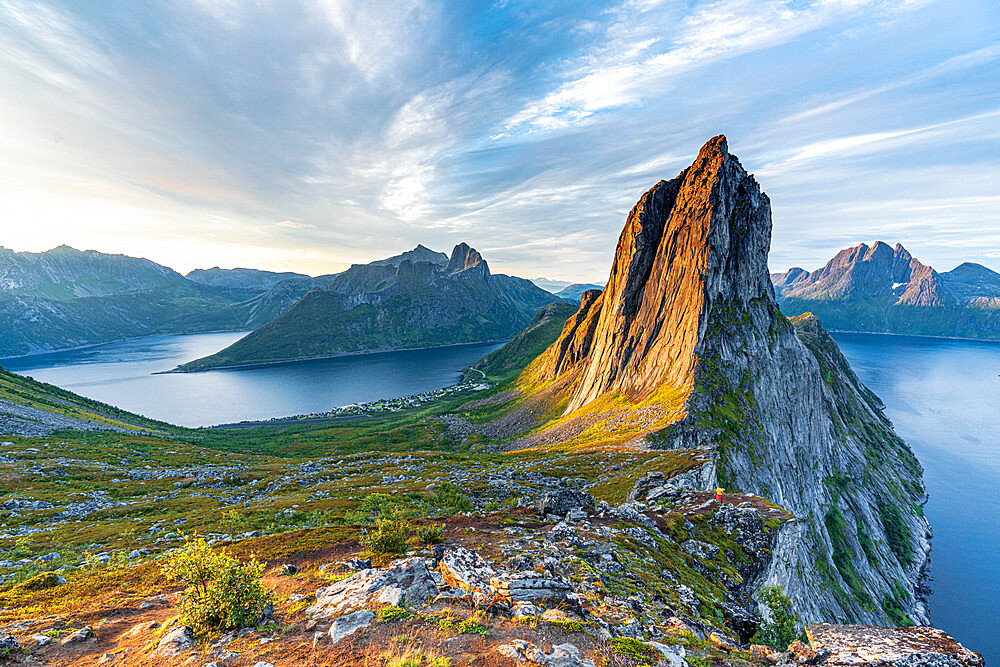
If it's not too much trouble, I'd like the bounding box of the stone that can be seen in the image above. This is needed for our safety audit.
[786,638,816,663]
[0,634,19,653]
[305,558,438,618]
[155,625,194,656]
[32,633,52,647]
[680,539,720,560]
[627,471,666,502]
[806,624,984,666]
[490,571,575,609]
[648,641,687,667]
[539,487,594,518]
[328,609,374,645]
[437,546,496,594]
[708,630,739,651]
[280,563,298,575]
[546,643,596,667]
[257,602,274,624]
[61,625,93,644]
[252,663,275,667]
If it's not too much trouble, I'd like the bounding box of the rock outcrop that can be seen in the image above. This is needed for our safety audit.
[522,136,930,626]
[806,624,984,666]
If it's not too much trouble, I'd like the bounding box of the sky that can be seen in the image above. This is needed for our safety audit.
[1,0,998,281]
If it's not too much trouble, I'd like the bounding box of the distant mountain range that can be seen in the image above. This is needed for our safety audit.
[773,241,1000,339]
[176,243,562,371]
[0,245,292,358]
[553,283,604,301]
[0,243,565,359]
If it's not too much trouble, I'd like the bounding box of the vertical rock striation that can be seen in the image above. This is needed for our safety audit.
[531,136,930,626]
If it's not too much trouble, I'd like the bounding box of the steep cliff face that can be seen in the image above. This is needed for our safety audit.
[528,136,930,626]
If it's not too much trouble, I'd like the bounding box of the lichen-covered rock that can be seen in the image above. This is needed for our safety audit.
[539,487,594,517]
[806,624,984,666]
[328,610,374,645]
[154,625,193,656]
[437,546,496,594]
[304,558,438,618]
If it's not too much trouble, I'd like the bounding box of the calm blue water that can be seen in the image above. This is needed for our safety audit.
[833,333,1000,664]
[1,332,502,428]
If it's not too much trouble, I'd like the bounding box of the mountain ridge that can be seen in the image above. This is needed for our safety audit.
[474,136,930,627]
[774,242,1000,338]
[175,243,560,371]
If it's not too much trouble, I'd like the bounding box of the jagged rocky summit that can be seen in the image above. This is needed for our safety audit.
[773,241,1000,338]
[505,136,930,626]
[177,242,558,371]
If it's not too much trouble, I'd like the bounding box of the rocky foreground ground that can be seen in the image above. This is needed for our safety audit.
[0,435,982,666]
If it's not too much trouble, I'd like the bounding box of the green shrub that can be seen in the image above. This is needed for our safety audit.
[360,508,410,557]
[427,482,472,514]
[16,572,64,592]
[457,611,489,636]
[378,605,413,622]
[415,523,444,545]
[609,637,658,661]
[877,500,913,566]
[163,536,272,636]
[752,585,803,650]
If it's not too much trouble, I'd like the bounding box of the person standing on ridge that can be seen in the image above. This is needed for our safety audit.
[716,487,724,504]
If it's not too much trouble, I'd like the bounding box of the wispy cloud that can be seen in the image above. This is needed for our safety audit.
[0,0,997,279]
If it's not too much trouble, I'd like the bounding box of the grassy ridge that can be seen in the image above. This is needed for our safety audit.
[0,366,178,434]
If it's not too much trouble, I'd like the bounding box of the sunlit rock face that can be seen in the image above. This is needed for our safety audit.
[533,136,931,626]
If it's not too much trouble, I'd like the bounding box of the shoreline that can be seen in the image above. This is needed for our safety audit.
[162,339,508,374]
[0,329,250,364]
[828,328,1000,344]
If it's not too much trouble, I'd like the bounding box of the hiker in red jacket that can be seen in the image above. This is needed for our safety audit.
[715,487,724,504]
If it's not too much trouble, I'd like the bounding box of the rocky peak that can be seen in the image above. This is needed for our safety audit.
[523,136,930,628]
[541,135,772,413]
[445,242,488,277]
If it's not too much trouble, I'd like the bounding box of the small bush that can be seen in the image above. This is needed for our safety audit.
[163,536,272,636]
[457,611,489,636]
[360,508,410,557]
[378,605,412,622]
[752,585,802,650]
[16,572,64,592]
[415,523,444,545]
[609,637,658,661]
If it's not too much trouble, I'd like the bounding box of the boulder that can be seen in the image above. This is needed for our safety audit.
[304,558,438,618]
[438,546,496,594]
[490,571,576,609]
[539,488,594,518]
[60,626,93,645]
[806,624,984,666]
[154,625,194,656]
[627,472,666,502]
[0,634,19,654]
[648,642,687,667]
[498,640,595,666]
[328,610,375,645]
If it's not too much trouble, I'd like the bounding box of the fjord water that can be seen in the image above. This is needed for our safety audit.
[833,332,1000,664]
[1,332,502,428]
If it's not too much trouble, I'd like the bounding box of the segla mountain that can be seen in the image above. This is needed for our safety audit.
[773,241,1000,339]
[177,243,560,371]
[483,137,930,626]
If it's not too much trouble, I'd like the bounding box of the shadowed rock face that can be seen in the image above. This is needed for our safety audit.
[531,136,930,627]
